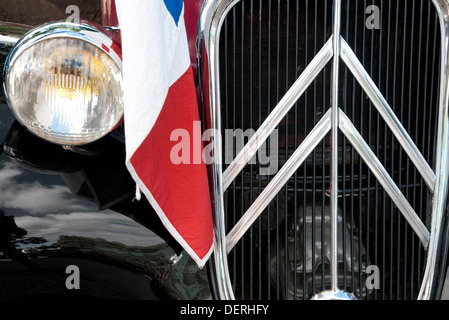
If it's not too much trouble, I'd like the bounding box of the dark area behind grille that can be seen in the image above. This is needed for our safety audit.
[218,0,440,300]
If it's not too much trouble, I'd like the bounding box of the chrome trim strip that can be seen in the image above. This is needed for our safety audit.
[222,38,334,191]
[200,0,240,300]
[329,0,342,292]
[339,109,430,247]
[0,34,20,46]
[311,289,357,300]
[226,109,332,253]
[0,22,32,47]
[340,37,436,192]
[419,0,449,300]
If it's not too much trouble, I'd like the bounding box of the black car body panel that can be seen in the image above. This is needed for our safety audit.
[0,101,211,300]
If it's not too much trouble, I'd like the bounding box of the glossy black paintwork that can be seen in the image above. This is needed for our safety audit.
[0,102,210,300]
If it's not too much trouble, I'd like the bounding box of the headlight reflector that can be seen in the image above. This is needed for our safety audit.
[4,22,123,146]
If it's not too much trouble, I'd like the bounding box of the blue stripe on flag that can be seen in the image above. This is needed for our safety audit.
[163,0,183,26]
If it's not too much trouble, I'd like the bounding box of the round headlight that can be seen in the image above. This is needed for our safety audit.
[3,22,123,146]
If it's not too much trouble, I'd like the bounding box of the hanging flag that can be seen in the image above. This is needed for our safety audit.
[116,0,214,267]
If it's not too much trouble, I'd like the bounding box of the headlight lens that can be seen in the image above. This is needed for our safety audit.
[4,22,123,146]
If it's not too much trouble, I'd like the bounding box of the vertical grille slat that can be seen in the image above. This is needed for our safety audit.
[217,0,441,300]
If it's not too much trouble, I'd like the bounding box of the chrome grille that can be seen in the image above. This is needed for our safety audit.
[199,0,449,300]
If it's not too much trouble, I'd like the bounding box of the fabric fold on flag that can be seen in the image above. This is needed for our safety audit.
[116,0,214,267]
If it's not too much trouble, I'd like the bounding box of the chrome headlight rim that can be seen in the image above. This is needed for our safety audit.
[3,20,123,146]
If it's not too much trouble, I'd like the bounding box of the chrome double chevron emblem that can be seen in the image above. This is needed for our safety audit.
[201,0,449,300]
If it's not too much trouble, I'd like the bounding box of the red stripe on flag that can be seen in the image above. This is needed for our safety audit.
[129,67,213,260]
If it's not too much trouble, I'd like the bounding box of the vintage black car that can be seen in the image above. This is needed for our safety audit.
[1,0,449,301]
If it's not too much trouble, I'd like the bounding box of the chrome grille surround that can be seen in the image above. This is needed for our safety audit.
[198,0,449,300]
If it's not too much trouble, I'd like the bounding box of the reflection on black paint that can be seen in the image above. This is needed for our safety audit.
[2,118,183,254]
[0,105,210,300]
